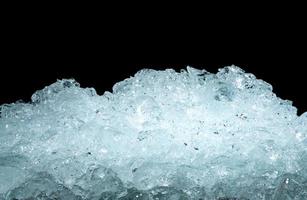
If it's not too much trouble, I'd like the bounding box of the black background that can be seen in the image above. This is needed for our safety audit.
[1,9,306,115]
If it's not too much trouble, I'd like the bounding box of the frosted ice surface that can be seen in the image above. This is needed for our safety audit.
[0,66,307,199]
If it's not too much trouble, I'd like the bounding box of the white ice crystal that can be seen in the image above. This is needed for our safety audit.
[0,66,307,199]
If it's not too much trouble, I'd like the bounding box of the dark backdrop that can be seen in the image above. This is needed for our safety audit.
[1,13,306,115]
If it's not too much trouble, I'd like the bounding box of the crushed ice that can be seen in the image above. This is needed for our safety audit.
[0,66,307,199]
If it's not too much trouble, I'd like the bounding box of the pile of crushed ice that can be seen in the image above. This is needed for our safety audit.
[0,66,306,199]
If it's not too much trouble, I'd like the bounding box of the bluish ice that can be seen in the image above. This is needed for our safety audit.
[0,66,306,199]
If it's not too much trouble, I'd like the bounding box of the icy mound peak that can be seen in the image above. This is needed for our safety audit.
[0,66,306,199]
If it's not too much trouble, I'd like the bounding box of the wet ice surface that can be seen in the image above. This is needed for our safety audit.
[0,66,307,199]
